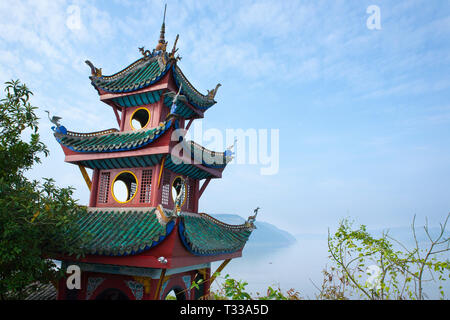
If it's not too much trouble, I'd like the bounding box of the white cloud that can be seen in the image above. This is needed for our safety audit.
[24,59,43,73]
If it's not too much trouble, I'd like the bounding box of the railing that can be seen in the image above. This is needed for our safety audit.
[183,212,251,231]
[65,128,119,137]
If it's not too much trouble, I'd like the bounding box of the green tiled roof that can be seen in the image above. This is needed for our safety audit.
[54,120,172,153]
[25,283,56,300]
[179,212,253,256]
[79,154,163,170]
[88,52,217,112]
[112,90,162,108]
[70,208,175,256]
[182,139,232,169]
[172,65,217,110]
[164,155,217,180]
[163,94,199,119]
[90,56,169,93]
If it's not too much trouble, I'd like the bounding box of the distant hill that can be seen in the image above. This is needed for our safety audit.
[211,214,297,248]
[292,226,450,246]
[367,226,450,246]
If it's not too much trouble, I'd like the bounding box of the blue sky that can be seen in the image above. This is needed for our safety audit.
[1,0,450,235]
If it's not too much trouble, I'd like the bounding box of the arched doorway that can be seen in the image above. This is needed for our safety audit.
[95,288,130,300]
[164,287,186,300]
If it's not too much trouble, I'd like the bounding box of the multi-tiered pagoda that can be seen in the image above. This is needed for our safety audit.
[52,12,256,300]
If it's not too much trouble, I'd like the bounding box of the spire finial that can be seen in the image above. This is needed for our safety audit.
[156,4,168,51]
[163,3,167,24]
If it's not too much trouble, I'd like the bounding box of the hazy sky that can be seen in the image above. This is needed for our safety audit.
[1,0,449,235]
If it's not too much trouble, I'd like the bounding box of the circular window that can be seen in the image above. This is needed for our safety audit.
[111,171,138,203]
[130,107,150,130]
[171,176,187,208]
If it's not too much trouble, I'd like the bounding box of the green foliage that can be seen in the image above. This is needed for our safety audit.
[165,294,176,300]
[0,80,85,299]
[222,274,252,300]
[206,214,449,301]
[257,286,301,300]
[209,273,302,300]
[324,215,450,300]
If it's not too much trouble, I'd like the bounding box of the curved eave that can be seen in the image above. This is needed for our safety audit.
[54,120,173,153]
[69,208,176,257]
[172,65,217,110]
[78,154,164,170]
[181,139,232,169]
[178,212,253,256]
[164,155,222,180]
[163,95,203,120]
[89,55,171,94]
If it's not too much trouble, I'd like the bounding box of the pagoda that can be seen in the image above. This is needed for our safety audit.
[51,9,256,300]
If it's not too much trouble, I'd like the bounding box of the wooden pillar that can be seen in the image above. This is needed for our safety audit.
[112,105,121,127]
[193,179,200,213]
[151,161,163,206]
[203,267,211,299]
[120,107,126,131]
[154,90,165,124]
[77,165,92,190]
[56,278,65,300]
[198,178,211,200]
[88,168,100,207]
[185,119,194,131]
[154,269,167,300]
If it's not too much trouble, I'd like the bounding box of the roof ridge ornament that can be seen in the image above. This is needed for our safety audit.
[164,84,188,120]
[45,110,67,134]
[155,4,168,52]
[224,138,237,159]
[245,207,260,230]
[85,60,102,77]
[138,47,152,58]
[207,83,221,100]
[169,34,182,62]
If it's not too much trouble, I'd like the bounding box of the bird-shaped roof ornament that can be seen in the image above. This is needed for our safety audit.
[225,138,237,158]
[172,178,186,216]
[245,207,260,229]
[164,84,188,121]
[45,110,67,134]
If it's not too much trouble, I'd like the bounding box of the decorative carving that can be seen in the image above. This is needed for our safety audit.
[45,110,62,128]
[85,60,102,77]
[133,276,152,295]
[245,207,260,229]
[45,110,67,134]
[156,204,173,224]
[126,280,144,300]
[157,53,166,71]
[173,177,186,214]
[182,275,192,299]
[156,41,167,52]
[224,138,237,159]
[164,84,188,121]
[207,83,221,99]
[170,34,179,59]
[139,46,152,57]
[86,277,104,300]
[158,256,168,264]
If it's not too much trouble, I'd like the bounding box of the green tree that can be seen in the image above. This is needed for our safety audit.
[0,80,85,299]
[323,215,450,300]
